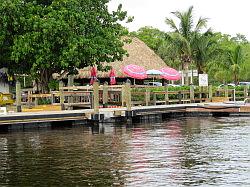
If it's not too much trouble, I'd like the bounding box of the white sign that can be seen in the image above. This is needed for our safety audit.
[179,70,198,77]
[199,74,208,86]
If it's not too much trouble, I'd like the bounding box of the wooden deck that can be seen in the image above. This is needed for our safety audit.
[1,103,250,127]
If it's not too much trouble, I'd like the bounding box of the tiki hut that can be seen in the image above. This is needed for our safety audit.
[72,37,168,85]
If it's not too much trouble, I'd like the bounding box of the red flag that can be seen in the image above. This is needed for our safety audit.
[109,68,116,85]
[90,67,97,85]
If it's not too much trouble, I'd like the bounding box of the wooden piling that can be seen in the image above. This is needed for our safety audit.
[244,85,249,99]
[153,92,157,105]
[145,89,150,106]
[190,85,194,103]
[93,81,99,115]
[164,85,169,105]
[225,85,228,98]
[209,85,213,102]
[123,80,132,120]
[67,75,74,110]
[178,91,182,104]
[103,82,108,108]
[121,83,126,107]
[59,81,65,110]
[16,81,22,112]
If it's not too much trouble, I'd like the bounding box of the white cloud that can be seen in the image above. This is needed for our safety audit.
[109,0,250,40]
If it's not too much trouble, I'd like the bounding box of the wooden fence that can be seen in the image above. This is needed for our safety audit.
[19,83,249,111]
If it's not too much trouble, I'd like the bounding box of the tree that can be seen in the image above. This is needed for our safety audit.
[226,45,245,84]
[0,0,131,92]
[130,26,165,52]
[165,6,209,84]
[192,32,221,74]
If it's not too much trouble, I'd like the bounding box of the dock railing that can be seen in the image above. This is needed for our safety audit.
[17,83,249,112]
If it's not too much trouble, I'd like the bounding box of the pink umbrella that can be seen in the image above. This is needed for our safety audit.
[123,64,147,79]
[160,67,181,80]
[109,68,116,85]
[90,66,97,85]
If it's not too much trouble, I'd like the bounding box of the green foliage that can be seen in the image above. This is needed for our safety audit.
[0,0,130,92]
[38,98,51,105]
[48,79,59,90]
[130,26,165,52]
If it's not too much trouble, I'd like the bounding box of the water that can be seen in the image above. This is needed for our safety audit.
[0,117,250,186]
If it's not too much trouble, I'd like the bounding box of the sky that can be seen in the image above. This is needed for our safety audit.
[109,0,250,40]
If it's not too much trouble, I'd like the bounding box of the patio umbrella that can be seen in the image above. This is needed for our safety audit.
[159,67,181,81]
[109,68,116,85]
[123,64,147,79]
[90,66,97,85]
[146,69,163,83]
[146,69,163,76]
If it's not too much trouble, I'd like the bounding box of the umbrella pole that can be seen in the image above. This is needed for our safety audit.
[134,78,135,85]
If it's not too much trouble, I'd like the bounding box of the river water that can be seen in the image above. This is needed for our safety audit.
[0,117,250,186]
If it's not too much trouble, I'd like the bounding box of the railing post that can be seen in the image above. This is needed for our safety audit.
[164,85,169,105]
[125,80,132,118]
[67,74,74,110]
[59,81,65,110]
[145,88,150,106]
[244,85,248,100]
[92,81,100,120]
[178,91,182,104]
[27,90,32,108]
[50,89,54,104]
[103,82,108,108]
[198,86,202,103]
[209,85,213,102]
[16,81,22,112]
[190,84,194,103]
[225,85,228,98]
[121,83,126,107]
[153,92,157,105]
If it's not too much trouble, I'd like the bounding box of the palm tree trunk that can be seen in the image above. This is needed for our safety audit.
[184,63,189,85]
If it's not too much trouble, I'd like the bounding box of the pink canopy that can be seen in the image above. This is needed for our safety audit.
[160,67,181,80]
[123,64,147,79]
[90,67,97,85]
[109,68,116,85]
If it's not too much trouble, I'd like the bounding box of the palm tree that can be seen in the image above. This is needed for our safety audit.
[165,6,208,85]
[226,45,245,84]
[192,32,220,74]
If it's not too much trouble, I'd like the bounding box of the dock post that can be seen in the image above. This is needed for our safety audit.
[16,81,22,112]
[244,85,248,100]
[209,85,213,102]
[178,91,182,104]
[225,85,228,98]
[50,89,54,105]
[164,85,169,105]
[59,81,65,110]
[145,89,150,106]
[190,84,194,103]
[92,81,100,120]
[153,92,157,105]
[125,80,132,118]
[103,82,108,108]
[67,75,74,110]
[27,90,32,108]
[121,83,126,107]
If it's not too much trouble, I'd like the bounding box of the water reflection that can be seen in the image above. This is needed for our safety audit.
[0,117,249,186]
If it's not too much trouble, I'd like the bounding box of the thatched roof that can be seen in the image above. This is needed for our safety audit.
[77,37,167,78]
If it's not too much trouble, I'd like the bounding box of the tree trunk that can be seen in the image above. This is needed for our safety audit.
[39,69,52,93]
[184,63,189,85]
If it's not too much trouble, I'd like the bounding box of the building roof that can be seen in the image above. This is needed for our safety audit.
[77,37,167,78]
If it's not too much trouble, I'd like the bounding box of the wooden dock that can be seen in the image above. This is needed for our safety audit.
[1,103,250,129]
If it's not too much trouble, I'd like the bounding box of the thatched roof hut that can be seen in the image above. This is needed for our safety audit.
[77,37,167,79]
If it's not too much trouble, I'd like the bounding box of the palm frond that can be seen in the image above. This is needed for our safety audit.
[195,17,208,32]
[165,18,179,32]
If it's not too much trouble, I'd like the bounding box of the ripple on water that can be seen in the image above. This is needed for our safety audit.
[0,117,249,186]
